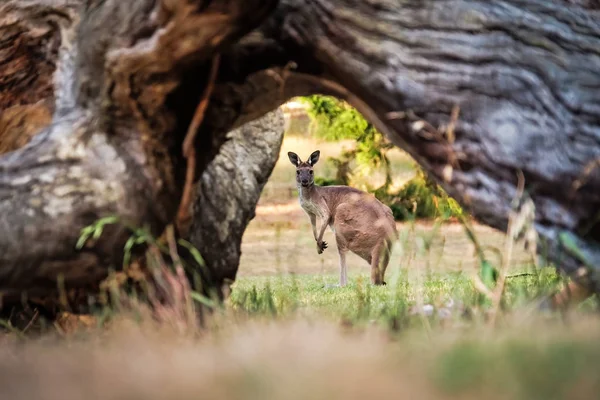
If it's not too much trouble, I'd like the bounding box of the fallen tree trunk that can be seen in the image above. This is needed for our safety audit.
[0,0,599,302]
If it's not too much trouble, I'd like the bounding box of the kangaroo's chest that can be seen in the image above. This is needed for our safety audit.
[300,196,326,217]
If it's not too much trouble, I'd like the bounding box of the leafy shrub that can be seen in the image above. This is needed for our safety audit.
[302,95,393,187]
[374,167,464,221]
[304,95,370,141]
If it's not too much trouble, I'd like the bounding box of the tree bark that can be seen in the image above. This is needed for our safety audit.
[190,109,284,298]
[0,0,599,301]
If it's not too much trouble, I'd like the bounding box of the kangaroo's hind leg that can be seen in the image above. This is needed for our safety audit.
[335,233,349,287]
[369,239,392,285]
[323,234,349,289]
[370,241,385,285]
[338,246,349,287]
[378,240,393,285]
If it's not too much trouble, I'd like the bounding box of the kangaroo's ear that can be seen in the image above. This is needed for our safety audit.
[288,152,301,166]
[308,150,320,166]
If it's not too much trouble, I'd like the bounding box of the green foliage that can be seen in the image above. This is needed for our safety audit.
[76,216,120,249]
[301,95,464,221]
[374,167,464,221]
[302,95,393,187]
[314,176,340,187]
[303,95,370,141]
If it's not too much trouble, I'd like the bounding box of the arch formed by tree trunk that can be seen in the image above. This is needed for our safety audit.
[0,0,598,303]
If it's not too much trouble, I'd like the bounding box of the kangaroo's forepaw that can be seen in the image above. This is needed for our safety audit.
[317,240,328,254]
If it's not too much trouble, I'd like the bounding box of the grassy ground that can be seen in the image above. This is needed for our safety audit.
[2,132,600,400]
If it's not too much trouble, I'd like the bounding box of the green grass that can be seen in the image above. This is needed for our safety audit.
[3,265,598,400]
[3,229,600,400]
[229,268,564,327]
[222,270,599,400]
[218,269,600,400]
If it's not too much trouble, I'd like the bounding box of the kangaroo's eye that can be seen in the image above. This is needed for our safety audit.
[296,171,300,175]
[309,170,313,175]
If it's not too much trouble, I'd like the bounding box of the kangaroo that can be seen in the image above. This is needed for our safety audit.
[288,150,398,287]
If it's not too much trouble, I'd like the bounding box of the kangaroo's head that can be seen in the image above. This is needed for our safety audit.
[288,150,320,187]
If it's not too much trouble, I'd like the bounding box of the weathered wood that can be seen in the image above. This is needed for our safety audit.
[0,0,77,152]
[0,0,77,110]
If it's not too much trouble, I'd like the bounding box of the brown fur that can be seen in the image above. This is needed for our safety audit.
[288,150,398,286]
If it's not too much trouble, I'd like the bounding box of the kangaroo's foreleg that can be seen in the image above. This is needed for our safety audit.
[309,213,318,241]
[307,212,327,253]
[316,213,330,254]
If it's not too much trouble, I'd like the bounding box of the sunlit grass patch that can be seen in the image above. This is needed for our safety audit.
[229,268,564,331]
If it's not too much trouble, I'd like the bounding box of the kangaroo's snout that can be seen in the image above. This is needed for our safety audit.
[296,168,313,187]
